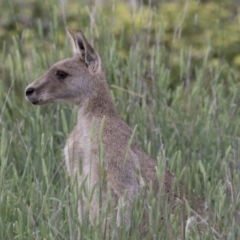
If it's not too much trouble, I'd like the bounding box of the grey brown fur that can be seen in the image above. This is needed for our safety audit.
[25,28,212,238]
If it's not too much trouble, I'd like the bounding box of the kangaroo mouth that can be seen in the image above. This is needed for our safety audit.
[29,98,52,105]
[32,100,40,105]
[32,99,46,105]
[26,96,43,105]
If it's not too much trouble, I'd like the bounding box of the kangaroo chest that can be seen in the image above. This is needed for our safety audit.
[64,117,100,187]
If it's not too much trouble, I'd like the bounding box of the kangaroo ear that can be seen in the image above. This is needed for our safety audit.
[67,28,101,74]
[67,27,79,55]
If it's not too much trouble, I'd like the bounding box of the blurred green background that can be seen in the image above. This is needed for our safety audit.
[1,0,240,79]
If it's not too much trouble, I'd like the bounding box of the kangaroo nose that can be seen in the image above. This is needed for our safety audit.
[25,87,35,96]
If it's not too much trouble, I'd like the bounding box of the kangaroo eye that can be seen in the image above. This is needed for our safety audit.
[56,70,68,80]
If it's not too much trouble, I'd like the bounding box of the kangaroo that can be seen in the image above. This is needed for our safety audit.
[25,28,213,238]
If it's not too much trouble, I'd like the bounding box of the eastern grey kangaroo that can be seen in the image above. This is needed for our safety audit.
[25,28,213,238]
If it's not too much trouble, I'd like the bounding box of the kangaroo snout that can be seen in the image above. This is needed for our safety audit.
[25,87,34,96]
[25,86,40,105]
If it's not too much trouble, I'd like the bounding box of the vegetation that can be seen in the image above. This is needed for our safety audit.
[0,0,240,239]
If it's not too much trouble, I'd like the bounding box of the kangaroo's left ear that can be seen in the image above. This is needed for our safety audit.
[67,27,101,74]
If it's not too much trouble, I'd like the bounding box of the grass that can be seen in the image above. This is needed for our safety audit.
[0,0,240,239]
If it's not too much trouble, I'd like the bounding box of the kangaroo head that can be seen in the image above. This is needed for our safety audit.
[25,29,102,106]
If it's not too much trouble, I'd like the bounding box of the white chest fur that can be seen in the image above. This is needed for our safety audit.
[64,110,99,188]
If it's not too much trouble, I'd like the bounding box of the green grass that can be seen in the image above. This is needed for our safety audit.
[0,0,240,239]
